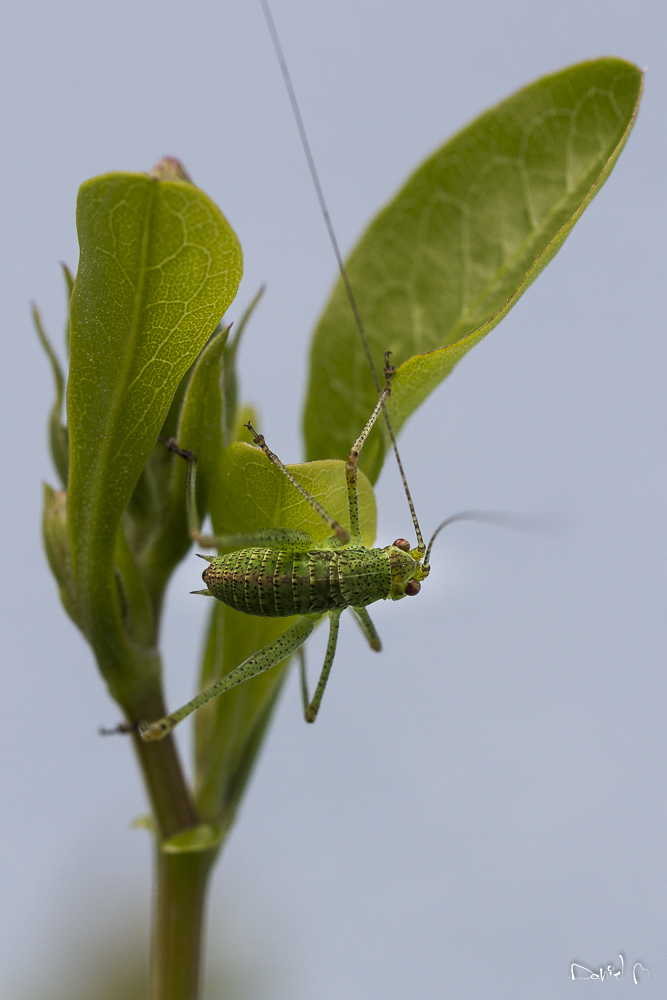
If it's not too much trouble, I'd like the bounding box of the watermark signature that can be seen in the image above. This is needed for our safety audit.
[570,954,649,984]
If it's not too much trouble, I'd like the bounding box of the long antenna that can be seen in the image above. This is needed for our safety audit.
[260,0,425,554]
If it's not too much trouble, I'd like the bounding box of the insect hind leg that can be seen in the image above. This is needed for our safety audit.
[141,614,318,741]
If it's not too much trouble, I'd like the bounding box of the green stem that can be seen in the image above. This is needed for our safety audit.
[125,684,212,999]
[129,688,198,838]
[151,849,216,1000]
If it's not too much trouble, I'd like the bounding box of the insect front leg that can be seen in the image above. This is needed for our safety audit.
[140,614,320,741]
[244,421,350,544]
[345,356,394,542]
[299,609,342,723]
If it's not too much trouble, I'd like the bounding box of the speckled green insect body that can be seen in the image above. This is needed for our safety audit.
[200,539,418,617]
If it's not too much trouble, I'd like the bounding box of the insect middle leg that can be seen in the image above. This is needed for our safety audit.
[351,606,382,652]
[299,609,342,723]
[299,605,381,723]
[160,436,317,551]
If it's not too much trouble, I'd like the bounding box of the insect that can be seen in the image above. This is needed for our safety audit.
[140,353,467,741]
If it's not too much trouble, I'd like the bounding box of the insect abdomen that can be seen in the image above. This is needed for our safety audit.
[202,547,391,617]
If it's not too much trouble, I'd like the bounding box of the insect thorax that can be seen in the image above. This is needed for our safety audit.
[202,546,394,617]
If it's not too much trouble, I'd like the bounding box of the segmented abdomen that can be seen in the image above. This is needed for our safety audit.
[203,547,391,617]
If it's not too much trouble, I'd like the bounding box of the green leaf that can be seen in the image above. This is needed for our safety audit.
[61,261,74,357]
[213,442,376,546]
[114,524,154,649]
[130,813,154,831]
[33,305,69,487]
[194,440,376,822]
[304,57,643,481]
[67,171,242,684]
[123,348,199,563]
[42,484,81,632]
[138,324,230,601]
[161,822,223,854]
[221,286,265,448]
[194,602,290,826]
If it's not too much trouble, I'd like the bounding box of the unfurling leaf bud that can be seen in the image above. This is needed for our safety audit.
[42,484,83,634]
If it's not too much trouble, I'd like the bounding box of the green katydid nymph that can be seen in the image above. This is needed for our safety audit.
[140,355,462,741]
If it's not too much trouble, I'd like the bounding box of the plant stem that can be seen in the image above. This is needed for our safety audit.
[151,849,217,1000]
[129,687,198,838]
[127,684,212,999]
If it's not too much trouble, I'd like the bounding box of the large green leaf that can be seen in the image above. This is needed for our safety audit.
[194,440,376,823]
[304,57,643,481]
[67,171,242,682]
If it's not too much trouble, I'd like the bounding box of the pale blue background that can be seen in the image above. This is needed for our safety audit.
[0,0,665,996]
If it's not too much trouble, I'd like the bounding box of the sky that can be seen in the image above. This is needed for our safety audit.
[0,0,665,997]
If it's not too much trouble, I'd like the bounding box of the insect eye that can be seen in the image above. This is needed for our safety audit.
[393,538,411,552]
[405,579,421,597]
